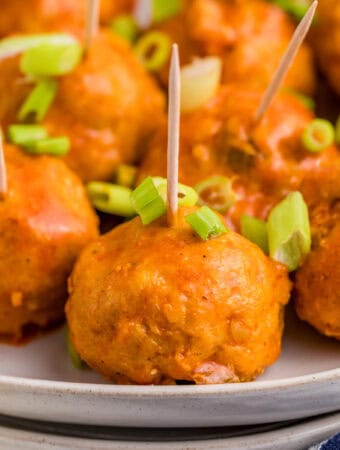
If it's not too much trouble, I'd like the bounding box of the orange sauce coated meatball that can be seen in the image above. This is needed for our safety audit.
[0,31,165,182]
[139,85,338,230]
[66,209,291,384]
[311,0,340,94]
[0,145,98,342]
[155,0,315,94]
[295,224,340,340]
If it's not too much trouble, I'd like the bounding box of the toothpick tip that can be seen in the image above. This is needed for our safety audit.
[254,0,318,123]
[167,43,181,227]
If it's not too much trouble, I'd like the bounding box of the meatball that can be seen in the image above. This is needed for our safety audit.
[100,0,135,25]
[0,0,87,38]
[66,208,291,385]
[0,30,165,182]
[293,156,340,339]
[0,0,135,38]
[0,144,98,342]
[155,0,315,94]
[311,0,340,95]
[294,224,340,340]
[139,84,338,230]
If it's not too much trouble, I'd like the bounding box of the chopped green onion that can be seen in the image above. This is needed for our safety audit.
[110,15,139,42]
[284,87,315,110]
[152,0,181,23]
[116,164,138,188]
[131,176,166,224]
[20,42,83,77]
[302,118,335,153]
[8,124,48,146]
[185,206,228,240]
[25,137,70,156]
[177,183,199,206]
[241,215,269,254]
[66,327,86,370]
[134,31,171,72]
[267,192,311,272]
[87,182,135,217]
[181,57,222,113]
[18,79,58,123]
[151,177,199,207]
[335,115,340,145]
[0,33,78,60]
[195,176,236,213]
[272,0,311,20]
[131,177,198,225]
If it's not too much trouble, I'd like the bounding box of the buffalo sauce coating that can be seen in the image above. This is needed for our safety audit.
[0,0,135,38]
[66,209,291,385]
[155,0,315,94]
[139,84,340,231]
[0,30,165,182]
[294,224,340,340]
[311,0,340,95]
[0,144,98,342]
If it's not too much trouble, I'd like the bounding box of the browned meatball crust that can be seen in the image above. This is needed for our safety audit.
[0,31,165,182]
[0,145,98,342]
[66,209,291,385]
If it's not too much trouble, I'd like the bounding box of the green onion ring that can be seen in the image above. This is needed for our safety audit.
[302,118,335,153]
[195,176,236,213]
[134,31,171,72]
[185,206,229,240]
[87,182,136,217]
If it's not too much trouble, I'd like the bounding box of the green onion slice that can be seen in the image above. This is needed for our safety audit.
[131,176,167,224]
[152,0,181,23]
[195,176,236,213]
[20,42,83,77]
[18,79,58,123]
[302,118,335,153]
[185,206,228,240]
[267,192,311,272]
[87,182,135,217]
[284,87,315,110]
[335,115,340,145]
[272,0,311,20]
[0,33,78,60]
[116,164,138,188]
[134,31,171,72]
[241,215,269,254]
[110,15,139,43]
[8,124,48,146]
[131,177,198,225]
[25,137,70,156]
[152,177,199,207]
[181,57,222,113]
[66,327,86,370]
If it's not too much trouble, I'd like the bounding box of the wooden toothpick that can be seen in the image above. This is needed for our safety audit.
[133,0,152,29]
[0,133,7,200]
[84,0,100,52]
[254,1,318,123]
[167,44,181,227]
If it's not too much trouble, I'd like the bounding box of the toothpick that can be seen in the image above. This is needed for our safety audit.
[133,0,152,29]
[84,0,100,52]
[0,133,7,200]
[167,44,181,227]
[254,1,318,123]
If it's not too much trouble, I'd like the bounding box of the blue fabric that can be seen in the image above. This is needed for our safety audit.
[309,433,340,450]
[320,434,340,450]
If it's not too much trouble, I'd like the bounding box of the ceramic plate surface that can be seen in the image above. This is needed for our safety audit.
[0,307,339,428]
[0,411,339,449]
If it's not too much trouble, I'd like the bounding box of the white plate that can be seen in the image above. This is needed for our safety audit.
[0,411,339,450]
[0,307,339,428]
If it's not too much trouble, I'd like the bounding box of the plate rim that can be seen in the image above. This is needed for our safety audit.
[0,367,339,397]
